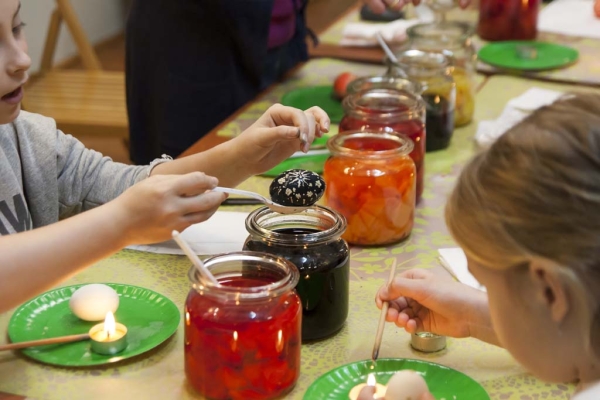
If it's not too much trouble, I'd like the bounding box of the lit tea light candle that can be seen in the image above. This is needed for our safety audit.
[348,373,386,400]
[89,311,128,355]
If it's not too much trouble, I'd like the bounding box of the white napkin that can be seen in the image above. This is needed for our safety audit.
[475,88,564,147]
[538,0,600,39]
[340,5,434,47]
[438,248,486,291]
[126,211,249,255]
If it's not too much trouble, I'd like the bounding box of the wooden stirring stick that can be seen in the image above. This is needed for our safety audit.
[371,258,398,363]
[0,333,90,352]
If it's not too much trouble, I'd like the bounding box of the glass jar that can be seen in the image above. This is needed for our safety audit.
[405,22,476,127]
[324,132,416,246]
[339,89,425,202]
[184,251,301,399]
[478,0,539,41]
[243,206,349,341]
[394,50,456,152]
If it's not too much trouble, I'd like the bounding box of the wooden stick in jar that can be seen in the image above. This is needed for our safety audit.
[0,333,90,351]
[371,258,398,363]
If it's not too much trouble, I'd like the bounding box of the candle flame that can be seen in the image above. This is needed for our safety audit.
[104,311,116,338]
[367,373,376,387]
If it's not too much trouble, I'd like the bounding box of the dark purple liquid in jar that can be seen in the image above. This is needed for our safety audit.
[244,227,349,341]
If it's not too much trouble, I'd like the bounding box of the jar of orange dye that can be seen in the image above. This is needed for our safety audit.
[323,132,416,246]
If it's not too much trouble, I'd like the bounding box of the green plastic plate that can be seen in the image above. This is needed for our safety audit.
[8,283,180,367]
[303,358,490,399]
[478,41,578,71]
[281,86,345,123]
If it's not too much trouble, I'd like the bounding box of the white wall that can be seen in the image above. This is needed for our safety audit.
[21,0,129,74]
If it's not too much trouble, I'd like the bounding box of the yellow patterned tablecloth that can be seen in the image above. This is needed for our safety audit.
[317,6,600,87]
[3,76,599,399]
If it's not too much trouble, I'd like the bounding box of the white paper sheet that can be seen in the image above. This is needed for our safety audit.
[474,87,564,147]
[438,248,486,291]
[538,0,600,39]
[126,211,249,255]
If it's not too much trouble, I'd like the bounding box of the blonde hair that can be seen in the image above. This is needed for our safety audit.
[445,92,600,356]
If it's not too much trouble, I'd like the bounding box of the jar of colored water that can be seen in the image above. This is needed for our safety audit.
[339,89,425,202]
[184,251,301,399]
[393,49,456,152]
[243,206,349,341]
[405,21,476,127]
[324,132,416,246]
[478,0,539,41]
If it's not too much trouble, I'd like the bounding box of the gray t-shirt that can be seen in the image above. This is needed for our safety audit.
[0,111,150,234]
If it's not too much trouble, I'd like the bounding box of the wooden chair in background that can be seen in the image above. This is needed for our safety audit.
[23,0,128,139]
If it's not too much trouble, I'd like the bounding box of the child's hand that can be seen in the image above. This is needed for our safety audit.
[376,269,486,339]
[364,0,470,14]
[111,172,226,245]
[231,104,330,175]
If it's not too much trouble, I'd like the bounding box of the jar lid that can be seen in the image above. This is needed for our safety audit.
[347,75,423,96]
[410,332,447,352]
[391,50,450,76]
[188,251,300,299]
[342,88,425,123]
[245,205,347,246]
[407,21,474,47]
[327,131,414,160]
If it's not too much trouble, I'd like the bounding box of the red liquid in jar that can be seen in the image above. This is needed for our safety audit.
[478,0,539,41]
[184,276,302,400]
[339,116,424,202]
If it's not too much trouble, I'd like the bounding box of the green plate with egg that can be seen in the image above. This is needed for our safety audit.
[7,283,180,366]
[304,358,490,399]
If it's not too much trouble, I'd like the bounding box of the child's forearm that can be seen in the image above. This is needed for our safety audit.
[0,202,128,314]
[152,140,251,188]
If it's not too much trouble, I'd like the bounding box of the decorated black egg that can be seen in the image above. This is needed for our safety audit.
[269,169,325,207]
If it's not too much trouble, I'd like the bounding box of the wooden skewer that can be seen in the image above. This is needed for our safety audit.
[371,258,398,362]
[0,333,90,351]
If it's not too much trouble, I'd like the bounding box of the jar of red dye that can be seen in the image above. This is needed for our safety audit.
[184,251,301,400]
[339,89,426,202]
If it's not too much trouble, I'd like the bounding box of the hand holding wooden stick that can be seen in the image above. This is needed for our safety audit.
[371,258,398,363]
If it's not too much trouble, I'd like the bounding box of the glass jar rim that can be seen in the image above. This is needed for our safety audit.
[342,88,424,122]
[407,21,474,46]
[187,251,299,300]
[394,49,450,70]
[245,205,347,246]
[327,131,414,159]
[347,75,423,96]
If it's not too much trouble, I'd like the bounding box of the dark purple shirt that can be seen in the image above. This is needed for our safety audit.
[268,0,300,49]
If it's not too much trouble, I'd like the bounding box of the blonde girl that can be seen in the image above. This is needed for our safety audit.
[376,93,600,399]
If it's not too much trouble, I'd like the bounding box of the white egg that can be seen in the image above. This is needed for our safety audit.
[384,370,429,400]
[69,284,119,321]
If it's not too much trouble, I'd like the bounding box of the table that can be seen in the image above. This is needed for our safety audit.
[312,3,600,87]
[4,72,596,398]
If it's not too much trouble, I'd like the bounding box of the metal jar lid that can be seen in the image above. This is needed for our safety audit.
[411,332,447,352]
